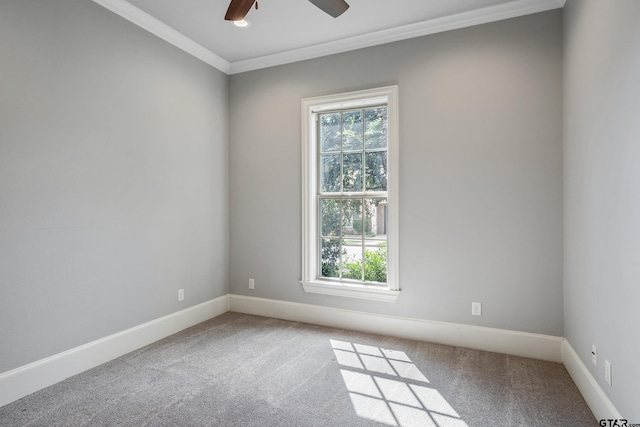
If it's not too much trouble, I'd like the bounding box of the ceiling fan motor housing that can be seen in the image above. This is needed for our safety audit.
[225,0,349,21]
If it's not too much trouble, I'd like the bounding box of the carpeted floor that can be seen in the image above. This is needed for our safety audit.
[0,312,597,426]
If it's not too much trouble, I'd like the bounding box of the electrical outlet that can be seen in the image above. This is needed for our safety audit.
[592,345,597,366]
[472,302,482,316]
[249,278,255,290]
[178,289,184,302]
[605,360,611,385]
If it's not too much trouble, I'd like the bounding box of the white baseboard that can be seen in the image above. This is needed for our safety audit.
[2,293,620,421]
[0,295,229,408]
[561,340,622,420]
[228,294,564,362]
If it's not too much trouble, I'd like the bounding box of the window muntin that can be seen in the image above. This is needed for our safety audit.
[301,86,399,301]
[318,107,388,285]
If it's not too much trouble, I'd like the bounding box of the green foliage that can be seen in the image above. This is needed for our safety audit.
[365,151,387,191]
[321,239,341,278]
[320,113,341,152]
[341,110,363,150]
[319,107,387,193]
[352,218,371,234]
[320,199,342,278]
[364,107,387,149]
[320,154,341,192]
[342,244,387,283]
[318,106,388,282]
[364,245,387,283]
[342,256,362,280]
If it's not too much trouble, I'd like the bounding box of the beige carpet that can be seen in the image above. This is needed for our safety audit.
[0,312,597,426]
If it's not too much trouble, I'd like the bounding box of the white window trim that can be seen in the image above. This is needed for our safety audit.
[301,86,399,302]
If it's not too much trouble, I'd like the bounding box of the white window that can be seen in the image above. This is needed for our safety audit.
[301,86,399,302]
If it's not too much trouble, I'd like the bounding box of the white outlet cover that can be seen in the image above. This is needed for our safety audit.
[472,302,482,316]
[605,360,611,385]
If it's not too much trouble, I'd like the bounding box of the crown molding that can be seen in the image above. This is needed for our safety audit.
[230,0,565,74]
[92,0,230,74]
[92,0,564,76]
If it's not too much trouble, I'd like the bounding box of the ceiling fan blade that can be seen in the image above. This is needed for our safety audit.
[224,0,256,21]
[308,0,350,18]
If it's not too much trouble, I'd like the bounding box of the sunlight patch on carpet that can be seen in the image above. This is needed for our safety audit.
[331,339,469,427]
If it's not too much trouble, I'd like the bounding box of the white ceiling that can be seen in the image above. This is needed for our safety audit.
[93,0,564,74]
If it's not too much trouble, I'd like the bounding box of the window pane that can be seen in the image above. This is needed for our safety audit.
[341,199,362,237]
[364,107,387,149]
[342,241,363,281]
[342,153,363,192]
[355,199,373,237]
[320,199,340,237]
[363,198,387,238]
[320,154,341,192]
[320,113,341,152]
[364,242,387,283]
[321,238,341,278]
[365,151,387,192]
[342,110,363,151]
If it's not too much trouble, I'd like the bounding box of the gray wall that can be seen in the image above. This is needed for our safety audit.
[229,11,564,336]
[564,0,640,419]
[0,0,229,373]
[6,1,636,416]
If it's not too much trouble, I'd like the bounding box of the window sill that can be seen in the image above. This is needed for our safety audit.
[301,280,399,302]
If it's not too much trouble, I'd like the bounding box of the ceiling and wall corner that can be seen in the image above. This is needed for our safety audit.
[93,0,565,74]
[92,0,231,72]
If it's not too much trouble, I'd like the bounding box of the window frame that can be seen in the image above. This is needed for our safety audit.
[301,86,399,302]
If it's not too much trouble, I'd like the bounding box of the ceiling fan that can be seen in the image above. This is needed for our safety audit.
[224,0,350,21]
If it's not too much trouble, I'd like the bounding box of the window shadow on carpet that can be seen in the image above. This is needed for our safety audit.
[331,339,469,427]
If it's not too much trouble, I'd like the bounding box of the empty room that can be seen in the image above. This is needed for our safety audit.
[0,0,638,425]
